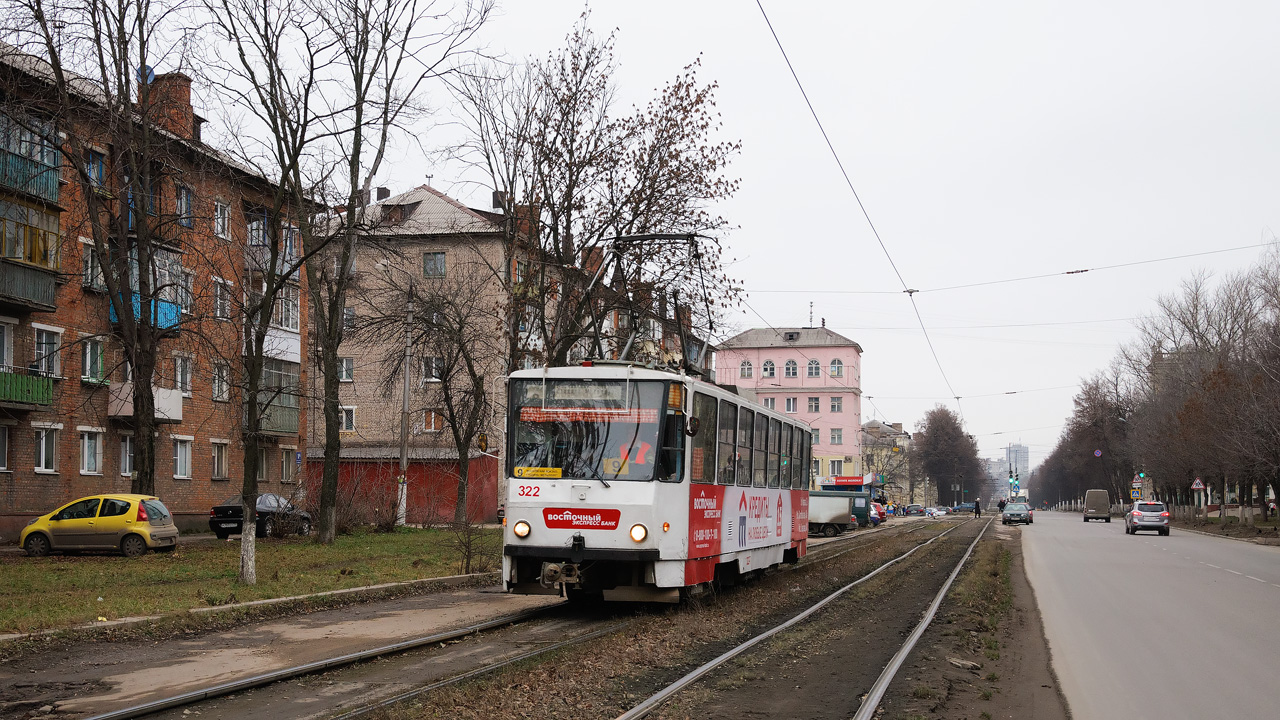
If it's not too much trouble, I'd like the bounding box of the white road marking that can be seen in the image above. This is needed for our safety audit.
[1246,576,1265,583]
[1206,563,1222,569]
[1226,569,1243,575]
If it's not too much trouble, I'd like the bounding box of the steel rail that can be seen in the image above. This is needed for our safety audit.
[614,520,972,720]
[852,517,994,719]
[80,604,562,720]
[329,622,631,720]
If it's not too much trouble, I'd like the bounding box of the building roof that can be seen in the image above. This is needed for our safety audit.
[364,185,501,237]
[718,327,862,352]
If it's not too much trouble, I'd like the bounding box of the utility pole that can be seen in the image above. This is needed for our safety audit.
[396,289,414,526]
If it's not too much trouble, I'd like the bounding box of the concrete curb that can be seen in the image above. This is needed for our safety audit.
[0,570,499,645]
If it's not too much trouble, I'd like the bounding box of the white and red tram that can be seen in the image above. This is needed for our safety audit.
[502,362,811,602]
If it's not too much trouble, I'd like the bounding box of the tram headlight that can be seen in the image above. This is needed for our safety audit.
[629,523,648,543]
[513,520,531,538]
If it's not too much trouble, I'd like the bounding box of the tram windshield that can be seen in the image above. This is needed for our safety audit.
[510,379,666,482]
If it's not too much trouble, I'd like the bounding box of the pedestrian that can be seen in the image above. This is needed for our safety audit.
[974,497,982,517]
[998,498,1006,511]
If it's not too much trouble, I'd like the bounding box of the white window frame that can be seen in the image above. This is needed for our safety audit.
[811,428,820,446]
[211,441,229,480]
[340,406,355,432]
[762,397,775,410]
[120,434,135,477]
[79,427,104,475]
[830,396,843,413]
[807,396,820,413]
[0,425,9,471]
[33,422,62,473]
[80,236,105,290]
[175,355,193,396]
[739,360,752,379]
[0,317,14,370]
[420,356,443,384]
[829,459,844,476]
[178,269,195,314]
[176,185,195,228]
[257,446,268,483]
[81,337,105,383]
[214,201,230,239]
[280,448,298,483]
[212,362,230,402]
[271,284,300,331]
[338,357,354,382]
[172,436,193,479]
[32,324,63,377]
[807,359,821,378]
[422,251,446,278]
[784,359,797,378]
[762,360,775,378]
[830,358,844,377]
[213,278,232,319]
[785,397,797,414]
[830,428,843,445]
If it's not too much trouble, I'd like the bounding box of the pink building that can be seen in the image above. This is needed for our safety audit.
[715,328,863,486]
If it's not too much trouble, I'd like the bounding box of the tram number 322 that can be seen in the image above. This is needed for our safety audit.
[517,485,541,497]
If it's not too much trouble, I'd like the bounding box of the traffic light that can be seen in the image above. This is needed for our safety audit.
[1138,471,1145,478]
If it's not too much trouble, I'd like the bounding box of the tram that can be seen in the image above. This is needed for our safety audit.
[502,361,812,602]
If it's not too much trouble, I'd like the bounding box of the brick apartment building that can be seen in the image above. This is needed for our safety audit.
[715,327,863,487]
[307,186,504,524]
[0,50,306,538]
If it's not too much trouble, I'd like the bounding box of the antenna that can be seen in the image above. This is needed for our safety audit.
[809,301,814,327]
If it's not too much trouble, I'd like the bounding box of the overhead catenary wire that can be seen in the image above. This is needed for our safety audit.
[754,0,963,419]
[752,239,1280,296]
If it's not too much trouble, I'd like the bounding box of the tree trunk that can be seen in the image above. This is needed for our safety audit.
[454,457,470,524]
[132,381,158,496]
[317,325,343,544]
[239,434,260,585]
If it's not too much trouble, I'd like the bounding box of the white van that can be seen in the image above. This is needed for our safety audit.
[1084,489,1111,523]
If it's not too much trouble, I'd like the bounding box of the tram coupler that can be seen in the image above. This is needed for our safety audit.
[540,561,581,587]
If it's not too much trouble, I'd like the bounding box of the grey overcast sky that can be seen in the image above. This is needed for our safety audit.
[391,0,1280,468]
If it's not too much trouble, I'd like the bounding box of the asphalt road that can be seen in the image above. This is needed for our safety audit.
[1023,511,1280,719]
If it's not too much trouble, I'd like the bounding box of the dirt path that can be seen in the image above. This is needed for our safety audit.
[877,523,1070,720]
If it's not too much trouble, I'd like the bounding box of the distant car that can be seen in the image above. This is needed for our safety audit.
[1125,501,1170,536]
[209,493,311,539]
[1084,488,1111,522]
[1002,502,1033,525]
[871,502,888,525]
[20,494,179,557]
[905,504,926,516]
[953,502,976,514]
[926,507,948,517]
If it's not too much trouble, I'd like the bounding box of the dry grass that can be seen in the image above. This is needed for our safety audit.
[0,526,498,633]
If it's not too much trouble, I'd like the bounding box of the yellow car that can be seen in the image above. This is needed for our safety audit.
[20,494,180,557]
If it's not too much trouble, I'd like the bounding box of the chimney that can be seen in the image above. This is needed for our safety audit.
[582,247,604,275]
[147,72,196,141]
[492,190,507,211]
[377,186,390,201]
[891,423,903,432]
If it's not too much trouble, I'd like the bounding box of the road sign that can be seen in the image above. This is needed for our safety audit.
[1191,478,1205,490]
[1130,489,1141,500]
[1094,449,1102,457]
[1131,480,1142,488]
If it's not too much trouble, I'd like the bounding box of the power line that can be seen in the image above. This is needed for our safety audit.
[865,384,1078,401]
[752,240,1279,296]
[832,317,1136,330]
[755,0,962,419]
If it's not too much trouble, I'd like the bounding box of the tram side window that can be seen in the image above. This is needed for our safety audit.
[737,408,754,487]
[690,392,717,484]
[718,401,737,485]
[785,425,797,489]
[798,437,810,489]
[752,412,768,488]
[659,408,685,482]
[767,418,781,488]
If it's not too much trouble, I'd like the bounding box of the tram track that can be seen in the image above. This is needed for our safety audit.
[54,519,957,720]
[615,518,986,720]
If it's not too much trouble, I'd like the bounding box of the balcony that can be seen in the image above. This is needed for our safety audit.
[0,149,59,204]
[108,293,181,331]
[0,259,57,312]
[108,382,183,423]
[0,367,53,409]
[248,397,299,436]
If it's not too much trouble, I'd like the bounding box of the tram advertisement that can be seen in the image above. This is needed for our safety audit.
[688,486,800,559]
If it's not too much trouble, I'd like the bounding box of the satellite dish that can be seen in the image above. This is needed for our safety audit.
[138,65,155,85]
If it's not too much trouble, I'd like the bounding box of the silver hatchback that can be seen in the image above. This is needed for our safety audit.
[1125,501,1170,536]
[1002,502,1032,525]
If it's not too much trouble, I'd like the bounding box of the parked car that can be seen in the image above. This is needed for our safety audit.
[1084,488,1111,522]
[926,507,948,517]
[953,502,976,514]
[868,503,882,527]
[1002,502,1033,525]
[1125,501,1170,536]
[20,494,179,557]
[905,504,926,516]
[871,502,888,525]
[209,493,311,539]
